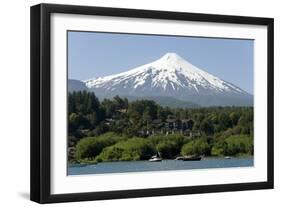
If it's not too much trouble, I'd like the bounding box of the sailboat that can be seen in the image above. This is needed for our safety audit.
[149,151,162,162]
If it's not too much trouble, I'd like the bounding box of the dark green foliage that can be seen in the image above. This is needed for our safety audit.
[102,96,128,117]
[199,119,214,135]
[211,134,253,156]
[127,99,158,125]
[156,141,180,158]
[74,132,125,160]
[150,134,188,158]
[95,138,155,162]
[68,90,101,115]
[68,91,105,137]
[181,138,211,156]
[68,91,254,163]
[68,91,253,139]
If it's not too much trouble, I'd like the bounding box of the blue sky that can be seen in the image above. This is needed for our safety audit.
[68,31,253,94]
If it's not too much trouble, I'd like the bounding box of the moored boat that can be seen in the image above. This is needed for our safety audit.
[149,152,162,162]
[149,156,162,162]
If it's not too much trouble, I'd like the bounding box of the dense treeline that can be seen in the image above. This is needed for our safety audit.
[68,91,253,163]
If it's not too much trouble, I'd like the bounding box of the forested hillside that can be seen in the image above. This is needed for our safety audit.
[67,91,253,163]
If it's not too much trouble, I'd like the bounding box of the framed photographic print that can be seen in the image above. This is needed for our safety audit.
[30,3,274,203]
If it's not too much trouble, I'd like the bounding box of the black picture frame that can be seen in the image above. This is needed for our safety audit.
[30,3,274,204]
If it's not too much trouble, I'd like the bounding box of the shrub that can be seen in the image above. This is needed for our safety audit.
[149,134,188,158]
[211,134,253,156]
[95,138,155,162]
[181,138,210,156]
[74,132,124,160]
[156,141,178,159]
[224,134,253,156]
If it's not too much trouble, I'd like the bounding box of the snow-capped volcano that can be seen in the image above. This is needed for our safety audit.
[85,53,247,95]
[82,53,252,106]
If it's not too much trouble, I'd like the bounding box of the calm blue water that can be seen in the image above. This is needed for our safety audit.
[68,157,253,175]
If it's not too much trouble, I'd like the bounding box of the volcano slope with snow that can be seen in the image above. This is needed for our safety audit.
[81,53,253,107]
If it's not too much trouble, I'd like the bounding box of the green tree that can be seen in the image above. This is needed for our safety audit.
[200,118,214,135]
[74,132,123,160]
[96,138,155,162]
[181,138,210,156]
[224,134,253,156]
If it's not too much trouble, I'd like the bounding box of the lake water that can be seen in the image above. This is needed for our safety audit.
[68,157,253,175]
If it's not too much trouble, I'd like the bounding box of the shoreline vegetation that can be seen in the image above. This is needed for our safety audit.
[68,91,253,165]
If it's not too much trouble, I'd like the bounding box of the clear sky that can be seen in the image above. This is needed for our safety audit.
[68,31,253,94]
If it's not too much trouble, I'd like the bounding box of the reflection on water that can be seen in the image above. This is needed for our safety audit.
[68,157,253,175]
